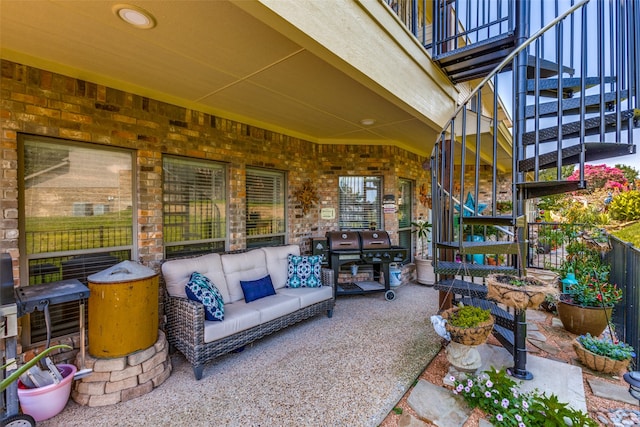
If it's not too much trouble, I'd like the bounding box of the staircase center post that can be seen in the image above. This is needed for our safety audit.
[510,0,533,381]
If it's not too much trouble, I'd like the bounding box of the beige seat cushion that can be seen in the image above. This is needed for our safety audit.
[244,293,300,323]
[203,302,261,343]
[278,286,333,308]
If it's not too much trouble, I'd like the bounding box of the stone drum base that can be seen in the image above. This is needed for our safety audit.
[72,330,172,407]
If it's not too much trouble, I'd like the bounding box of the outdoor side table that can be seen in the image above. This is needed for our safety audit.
[15,279,90,347]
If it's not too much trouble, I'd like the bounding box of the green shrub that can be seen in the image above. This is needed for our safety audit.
[608,190,640,220]
[448,305,491,328]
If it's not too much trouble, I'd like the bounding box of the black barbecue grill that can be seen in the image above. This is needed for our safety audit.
[325,231,407,301]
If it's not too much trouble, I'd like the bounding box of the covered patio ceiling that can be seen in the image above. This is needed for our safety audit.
[1,0,514,168]
[0,1,442,155]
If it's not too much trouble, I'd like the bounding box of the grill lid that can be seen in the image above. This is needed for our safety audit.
[359,231,391,250]
[326,231,361,251]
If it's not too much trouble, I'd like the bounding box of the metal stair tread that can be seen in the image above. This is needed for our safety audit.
[434,261,518,277]
[519,142,636,172]
[523,109,638,145]
[515,180,585,199]
[434,32,516,64]
[526,76,615,97]
[458,215,515,226]
[444,55,572,83]
[434,278,488,299]
[434,33,516,82]
[525,90,629,119]
[436,240,526,254]
[492,324,515,352]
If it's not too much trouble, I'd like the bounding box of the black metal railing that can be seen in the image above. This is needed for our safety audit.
[608,236,639,370]
[26,226,132,254]
[527,222,584,270]
[432,0,515,57]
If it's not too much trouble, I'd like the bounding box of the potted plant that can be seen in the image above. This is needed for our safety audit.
[486,273,558,311]
[555,236,621,336]
[573,333,636,374]
[557,275,622,336]
[441,304,494,346]
[411,219,434,285]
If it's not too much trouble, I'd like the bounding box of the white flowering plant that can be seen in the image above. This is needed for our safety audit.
[451,369,597,426]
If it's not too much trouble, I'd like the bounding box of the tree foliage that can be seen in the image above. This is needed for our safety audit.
[614,164,639,184]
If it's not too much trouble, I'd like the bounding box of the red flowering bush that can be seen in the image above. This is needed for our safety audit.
[568,164,627,192]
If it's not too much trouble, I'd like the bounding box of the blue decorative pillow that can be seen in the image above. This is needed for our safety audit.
[185,272,225,321]
[240,275,276,303]
[286,254,322,288]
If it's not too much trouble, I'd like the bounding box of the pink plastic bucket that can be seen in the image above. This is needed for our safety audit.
[18,364,76,421]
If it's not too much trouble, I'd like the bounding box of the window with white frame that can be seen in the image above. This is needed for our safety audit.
[163,156,227,258]
[397,178,414,259]
[19,135,134,344]
[245,168,286,248]
[339,176,382,230]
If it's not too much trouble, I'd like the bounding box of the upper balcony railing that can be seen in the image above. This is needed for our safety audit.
[383,0,515,54]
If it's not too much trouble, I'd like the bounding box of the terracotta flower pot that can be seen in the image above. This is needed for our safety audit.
[556,298,613,336]
[414,258,435,285]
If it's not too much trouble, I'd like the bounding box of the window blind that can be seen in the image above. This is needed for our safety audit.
[338,176,382,230]
[246,168,286,247]
[163,156,226,258]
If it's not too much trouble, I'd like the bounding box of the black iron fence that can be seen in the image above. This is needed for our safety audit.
[608,236,640,370]
[527,222,584,270]
[26,226,132,254]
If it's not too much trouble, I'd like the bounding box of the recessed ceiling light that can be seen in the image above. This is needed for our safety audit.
[360,118,376,126]
[113,4,156,29]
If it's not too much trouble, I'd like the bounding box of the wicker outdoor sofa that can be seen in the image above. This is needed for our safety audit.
[162,244,335,380]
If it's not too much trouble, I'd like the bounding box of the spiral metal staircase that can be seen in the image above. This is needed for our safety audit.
[428,0,638,379]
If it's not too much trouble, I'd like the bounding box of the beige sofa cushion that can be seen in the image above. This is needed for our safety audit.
[221,249,269,303]
[162,253,230,303]
[203,302,261,343]
[246,293,300,323]
[261,245,300,289]
[278,286,333,308]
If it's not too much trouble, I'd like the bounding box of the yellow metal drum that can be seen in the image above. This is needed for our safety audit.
[87,261,158,358]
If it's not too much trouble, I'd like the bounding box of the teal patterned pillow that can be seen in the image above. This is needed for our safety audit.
[286,254,322,288]
[185,272,225,321]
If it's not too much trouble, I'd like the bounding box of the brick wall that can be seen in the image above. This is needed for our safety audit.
[0,60,513,363]
[1,60,434,281]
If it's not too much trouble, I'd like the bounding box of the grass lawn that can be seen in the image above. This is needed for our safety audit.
[611,221,640,247]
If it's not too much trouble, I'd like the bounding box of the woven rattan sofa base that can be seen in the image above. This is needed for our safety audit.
[165,295,335,380]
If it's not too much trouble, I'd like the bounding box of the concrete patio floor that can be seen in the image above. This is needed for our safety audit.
[39,283,442,426]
